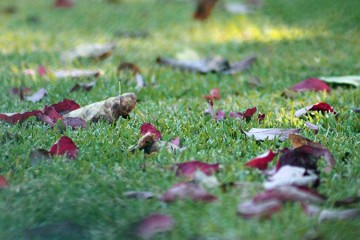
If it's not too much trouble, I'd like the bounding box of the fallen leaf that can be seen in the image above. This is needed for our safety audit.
[54,69,102,79]
[140,123,161,141]
[295,102,336,118]
[156,55,256,75]
[135,214,174,240]
[50,99,81,115]
[64,93,136,122]
[245,150,277,170]
[123,191,155,200]
[25,88,48,103]
[69,81,97,92]
[290,78,331,93]
[288,134,324,149]
[334,196,360,207]
[215,110,226,121]
[24,222,86,240]
[320,76,360,88]
[61,117,87,129]
[173,161,220,178]
[134,132,159,154]
[29,136,79,165]
[48,136,78,159]
[166,137,186,153]
[61,43,115,62]
[276,145,335,173]
[302,204,360,222]
[242,128,300,141]
[305,122,319,134]
[193,0,218,20]
[0,110,42,124]
[237,199,282,219]
[229,106,257,121]
[118,62,140,74]
[194,170,220,188]
[161,182,217,202]
[253,186,325,204]
[203,88,220,100]
[258,113,266,122]
[0,176,9,188]
[264,166,318,189]
[55,0,74,8]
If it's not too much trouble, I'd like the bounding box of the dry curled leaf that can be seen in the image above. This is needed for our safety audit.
[64,93,136,122]
[242,128,300,141]
[54,69,102,79]
[237,199,282,219]
[69,81,97,92]
[302,204,360,222]
[161,182,217,202]
[25,88,48,103]
[295,102,336,118]
[61,43,115,62]
[320,76,360,88]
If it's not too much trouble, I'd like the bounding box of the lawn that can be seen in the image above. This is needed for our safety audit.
[0,0,359,239]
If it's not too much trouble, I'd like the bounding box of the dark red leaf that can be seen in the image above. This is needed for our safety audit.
[203,88,220,100]
[49,99,81,115]
[253,186,325,204]
[48,136,78,159]
[245,150,277,170]
[258,113,265,122]
[140,123,162,141]
[276,145,335,173]
[25,88,48,103]
[173,161,220,178]
[193,0,218,20]
[229,107,257,121]
[0,110,42,124]
[291,78,331,93]
[237,199,282,219]
[135,214,174,239]
[161,182,217,202]
[295,102,336,118]
[242,128,300,141]
[0,176,9,188]
[55,0,73,8]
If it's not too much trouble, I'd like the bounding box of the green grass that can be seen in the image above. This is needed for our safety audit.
[0,0,360,239]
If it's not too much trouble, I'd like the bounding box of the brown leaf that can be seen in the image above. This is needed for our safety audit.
[193,0,218,20]
[64,93,136,123]
[288,134,324,149]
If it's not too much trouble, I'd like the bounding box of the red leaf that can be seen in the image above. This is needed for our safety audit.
[48,136,78,159]
[291,78,331,93]
[49,99,80,115]
[230,107,257,121]
[253,186,325,204]
[0,110,42,124]
[203,88,220,100]
[173,161,219,178]
[295,102,336,118]
[193,0,218,20]
[140,123,162,141]
[258,113,265,122]
[245,150,277,170]
[0,176,9,188]
[242,128,300,141]
[237,199,282,219]
[161,182,217,202]
[37,65,47,77]
[135,214,174,239]
[55,0,73,8]
[170,137,180,147]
